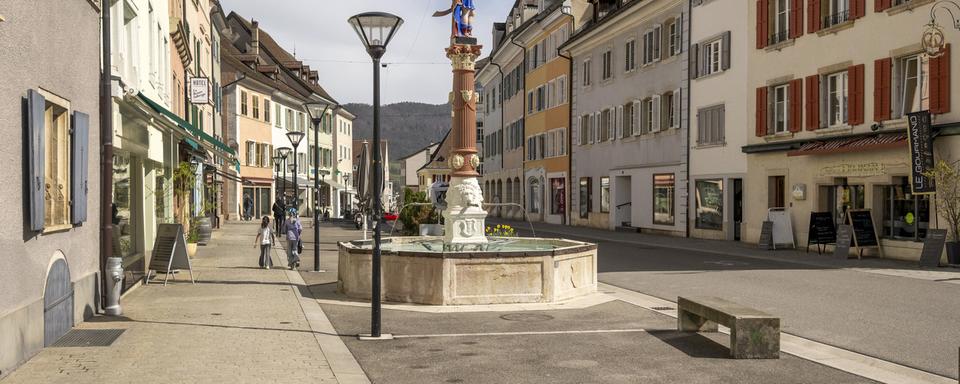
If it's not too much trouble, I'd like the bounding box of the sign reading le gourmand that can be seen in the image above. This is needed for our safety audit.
[906,111,935,194]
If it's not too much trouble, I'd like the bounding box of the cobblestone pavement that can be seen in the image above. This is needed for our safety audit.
[2,221,352,384]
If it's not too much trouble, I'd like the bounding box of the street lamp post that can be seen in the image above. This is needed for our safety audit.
[287,131,306,216]
[277,147,292,207]
[306,101,333,272]
[349,11,403,340]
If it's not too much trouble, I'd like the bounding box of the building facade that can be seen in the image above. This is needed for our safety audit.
[564,0,690,236]
[332,108,356,218]
[399,142,440,193]
[743,0,959,261]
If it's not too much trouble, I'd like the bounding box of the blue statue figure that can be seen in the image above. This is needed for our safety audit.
[434,0,477,38]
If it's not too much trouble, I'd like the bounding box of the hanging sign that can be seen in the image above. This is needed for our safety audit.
[906,111,936,194]
[148,224,196,285]
[190,77,211,105]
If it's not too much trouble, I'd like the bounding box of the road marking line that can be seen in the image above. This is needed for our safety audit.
[394,328,653,339]
[600,283,956,384]
[313,291,617,313]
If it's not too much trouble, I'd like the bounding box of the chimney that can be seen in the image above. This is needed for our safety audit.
[251,20,260,56]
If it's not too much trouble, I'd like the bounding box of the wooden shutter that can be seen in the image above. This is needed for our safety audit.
[757,0,769,49]
[71,111,89,224]
[690,43,700,79]
[27,90,46,231]
[756,87,768,137]
[806,75,821,131]
[848,64,865,125]
[807,0,821,33]
[851,0,866,19]
[673,88,682,129]
[930,44,952,114]
[789,79,803,133]
[875,0,891,12]
[652,95,662,132]
[633,101,642,136]
[790,0,804,39]
[653,24,662,62]
[616,106,624,139]
[721,31,732,70]
[873,58,892,122]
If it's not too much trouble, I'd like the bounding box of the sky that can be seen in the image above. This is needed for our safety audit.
[220,0,516,105]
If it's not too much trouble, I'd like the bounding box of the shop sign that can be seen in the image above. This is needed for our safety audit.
[792,184,806,200]
[906,111,935,194]
[190,77,211,105]
[819,163,886,178]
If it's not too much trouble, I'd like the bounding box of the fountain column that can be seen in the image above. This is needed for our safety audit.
[442,38,487,244]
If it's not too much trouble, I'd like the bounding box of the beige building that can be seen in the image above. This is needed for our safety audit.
[744,0,958,261]
[332,108,357,218]
[399,142,440,193]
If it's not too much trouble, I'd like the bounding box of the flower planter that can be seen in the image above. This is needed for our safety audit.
[186,242,198,258]
[419,224,443,236]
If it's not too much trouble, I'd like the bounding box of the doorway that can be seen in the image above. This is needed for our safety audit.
[733,179,743,241]
[44,258,74,347]
[614,176,632,227]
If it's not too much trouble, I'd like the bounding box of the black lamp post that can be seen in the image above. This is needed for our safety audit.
[349,11,403,340]
[287,131,306,215]
[305,101,333,272]
[277,146,292,208]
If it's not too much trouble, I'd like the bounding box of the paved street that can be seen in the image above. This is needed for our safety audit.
[492,218,960,380]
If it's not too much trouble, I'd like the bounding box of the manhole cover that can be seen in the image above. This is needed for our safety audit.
[499,313,554,322]
[51,329,125,348]
[651,306,674,311]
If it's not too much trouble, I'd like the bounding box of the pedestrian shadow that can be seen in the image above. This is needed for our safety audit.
[89,316,351,337]
[647,330,735,359]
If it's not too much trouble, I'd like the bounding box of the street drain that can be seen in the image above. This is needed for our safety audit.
[499,313,554,322]
[650,306,674,311]
[51,329,125,347]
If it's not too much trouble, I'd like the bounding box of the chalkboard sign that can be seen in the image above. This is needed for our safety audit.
[846,210,883,259]
[834,225,853,259]
[807,212,837,254]
[758,221,774,250]
[919,229,947,268]
[148,224,195,285]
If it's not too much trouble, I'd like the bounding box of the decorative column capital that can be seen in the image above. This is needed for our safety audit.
[446,44,483,71]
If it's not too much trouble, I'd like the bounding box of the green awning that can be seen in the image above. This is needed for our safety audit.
[137,93,236,156]
[183,138,200,150]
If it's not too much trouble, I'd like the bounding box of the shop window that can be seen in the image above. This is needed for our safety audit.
[600,177,611,213]
[879,179,930,241]
[551,178,565,215]
[825,71,849,127]
[819,180,865,227]
[768,176,786,208]
[653,174,675,225]
[696,179,724,230]
[112,151,137,259]
[579,178,592,218]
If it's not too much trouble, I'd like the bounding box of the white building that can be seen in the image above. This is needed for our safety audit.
[332,107,356,218]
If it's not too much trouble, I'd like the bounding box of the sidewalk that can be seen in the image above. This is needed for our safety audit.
[1,221,365,384]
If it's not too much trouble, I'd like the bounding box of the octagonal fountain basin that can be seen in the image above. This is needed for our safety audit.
[337,237,598,305]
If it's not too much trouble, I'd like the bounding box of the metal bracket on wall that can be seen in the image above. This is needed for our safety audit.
[0,14,6,22]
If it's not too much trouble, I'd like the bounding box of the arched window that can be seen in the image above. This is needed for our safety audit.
[528,177,541,214]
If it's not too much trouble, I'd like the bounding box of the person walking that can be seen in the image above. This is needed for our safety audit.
[254,216,275,269]
[272,198,285,233]
[243,194,254,221]
[282,209,302,270]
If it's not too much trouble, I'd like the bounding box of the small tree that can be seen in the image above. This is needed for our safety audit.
[398,188,439,235]
[172,162,196,235]
[926,160,960,242]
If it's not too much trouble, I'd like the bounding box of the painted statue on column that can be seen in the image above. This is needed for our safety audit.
[434,0,477,37]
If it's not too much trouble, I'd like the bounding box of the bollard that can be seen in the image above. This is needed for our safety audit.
[103,257,123,316]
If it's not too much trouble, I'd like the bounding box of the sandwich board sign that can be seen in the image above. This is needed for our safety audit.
[846,209,883,259]
[767,208,796,249]
[148,224,195,285]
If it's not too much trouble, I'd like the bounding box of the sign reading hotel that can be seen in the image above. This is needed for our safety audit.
[906,111,935,194]
[189,77,211,105]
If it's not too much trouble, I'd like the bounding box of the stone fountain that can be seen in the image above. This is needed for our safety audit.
[337,4,597,305]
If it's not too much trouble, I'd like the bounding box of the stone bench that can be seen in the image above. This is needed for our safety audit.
[677,296,780,359]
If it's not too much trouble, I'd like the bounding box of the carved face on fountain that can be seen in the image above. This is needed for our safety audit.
[449,178,484,208]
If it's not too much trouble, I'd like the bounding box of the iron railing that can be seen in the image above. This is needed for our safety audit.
[768,30,790,45]
[822,10,851,29]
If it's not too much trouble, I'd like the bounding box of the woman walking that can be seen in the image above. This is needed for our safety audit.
[282,209,303,270]
[254,216,275,269]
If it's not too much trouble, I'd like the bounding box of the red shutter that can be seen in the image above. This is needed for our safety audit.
[848,64,865,125]
[757,0,769,49]
[756,87,768,137]
[806,75,820,130]
[875,0,891,12]
[851,0,866,19]
[930,44,952,114]
[789,79,803,132]
[873,58,892,122]
[807,0,821,33]
[790,0,804,39]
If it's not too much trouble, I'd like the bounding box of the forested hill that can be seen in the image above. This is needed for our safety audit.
[343,102,451,162]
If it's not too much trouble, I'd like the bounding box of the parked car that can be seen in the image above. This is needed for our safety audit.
[383,212,399,221]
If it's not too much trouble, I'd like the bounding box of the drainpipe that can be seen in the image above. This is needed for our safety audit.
[685,0,692,238]
[99,0,114,311]
[559,6,574,226]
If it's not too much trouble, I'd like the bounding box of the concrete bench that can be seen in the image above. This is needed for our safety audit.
[677,296,780,359]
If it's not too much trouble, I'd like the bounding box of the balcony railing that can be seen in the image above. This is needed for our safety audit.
[769,30,790,45]
[893,0,913,6]
[822,10,850,29]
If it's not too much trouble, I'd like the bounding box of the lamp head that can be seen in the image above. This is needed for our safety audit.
[277,146,292,158]
[304,101,332,124]
[286,131,305,148]
[348,12,404,59]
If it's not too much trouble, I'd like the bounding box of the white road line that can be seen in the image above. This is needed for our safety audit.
[394,328,653,339]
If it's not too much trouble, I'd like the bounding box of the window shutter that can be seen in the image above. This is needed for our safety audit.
[807,0,821,33]
[27,89,46,231]
[633,101,642,135]
[805,75,820,130]
[652,95,662,132]
[673,88,682,129]
[676,13,684,55]
[875,0,891,12]
[653,24,662,62]
[756,87,768,137]
[790,0,804,39]
[930,44,951,114]
[874,58,892,122]
[757,0,769,49]
[690,43,700,79]
[721,31,732,70]
[851,0,866,19]
[616,106,624,139]
[789,79,803,132]
[71,111,89,224]
[848,64,865,125]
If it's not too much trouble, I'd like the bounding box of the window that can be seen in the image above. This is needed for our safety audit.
[600,177,610,213]
[826,71,848,127]
[625,39,637,72]
[558,76,567,105]
[252,95,260,119]
[897,54,926,117]
[668,18,682,57]
[823,0,850,28]
[240,90,248,115]
[696,180,724,230]
[579,178,592,218]
[641,98,655,134]
[642,26,661,65]
[820,181,864,227]
[697,104,726,145]
[880,178,931,241]
[653,174,675,225]
[602,49,613,80]
[582,59,592,86]
[774,0,790,42]
[600,109,612,141]
[245,141,255,166]
[264,99,271,123]
[663,91,676,129]
[773,84,789,134]
[623,102,635,138]
[551,178,565,215]
[42,93,72,230]
[529,179,541,214]
[527,91,534,114]
[705,39,722,76]
[579,115,590,145]
[768,176,786,208]
[286,109,294,130]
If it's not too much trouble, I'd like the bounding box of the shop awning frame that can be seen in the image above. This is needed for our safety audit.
[136,93,236,157]
[786,133,908,157]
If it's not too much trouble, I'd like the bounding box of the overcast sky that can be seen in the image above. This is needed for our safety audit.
[220,0,515,105]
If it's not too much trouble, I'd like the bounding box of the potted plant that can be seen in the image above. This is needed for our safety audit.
[926,159,960,265]
[398,188,442,236]
[172,161,196,236]
[186,217,200,257]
